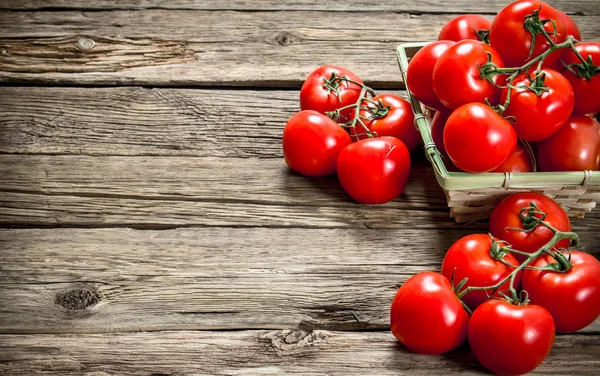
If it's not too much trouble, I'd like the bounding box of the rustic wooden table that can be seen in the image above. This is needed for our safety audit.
[1,0,599,374]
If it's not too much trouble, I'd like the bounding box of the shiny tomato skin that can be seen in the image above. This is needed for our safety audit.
[390,272,470,354]
[537,115,600,171]
[336,137,410,204]
[523,251,600,333]
[468,300,555,376]
[351,94,420,152]
[489,192,571,261]
[492,143,534,172]
[282,110,352,177]
[500,68,574,141]
[560,42,600,115]
[557,10,581,41]
[490,0,566,68]
[406,40,455,111]
[300,65,363,121]
[438,14,492,42]
[433,40,505,109]
[444,103,517,172]
[441,234,521,311]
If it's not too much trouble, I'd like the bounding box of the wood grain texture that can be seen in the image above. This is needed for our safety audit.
[1,330,599,375]
[0,10,598,86]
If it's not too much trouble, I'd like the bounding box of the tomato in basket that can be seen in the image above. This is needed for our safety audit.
[437,14,491,42]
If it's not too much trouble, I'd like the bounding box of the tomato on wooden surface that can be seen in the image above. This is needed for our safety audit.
[432,40,505,109]
[441,234,521,311]
[537,115,600,171]
[489,192,571,260]
[336,137,410,204]
[560,42,600,115]
[523,250,600,333]
[468,299,555,376]
[492,143,534,172]
[282,110,352,177]
[390,272,469,354]
[557,10,582,41]
[438,14,491,42]
[500,68,574,141]
[300,65,363,121]
[443,103,516,173]
[406,40,455,111]
[350,94,420,152]
[490,0,566,68]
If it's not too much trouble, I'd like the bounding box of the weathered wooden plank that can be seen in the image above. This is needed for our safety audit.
[1,0,597,15]
[0,227,597,334]
[0,11,598,86]
[0,330,598,375]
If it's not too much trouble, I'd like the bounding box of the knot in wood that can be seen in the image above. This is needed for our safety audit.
[76,37,96,51]
[274,32,297,46]
[55,287,99,310]
[260,329,330,355]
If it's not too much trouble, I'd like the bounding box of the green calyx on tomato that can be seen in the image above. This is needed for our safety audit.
[522,6,559,60]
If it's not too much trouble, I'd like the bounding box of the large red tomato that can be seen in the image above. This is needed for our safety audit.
[441,234,521,311]
[438,14,491,42]
[490,0,566,68]
[489,192,571,261]
[390,272,469,354]
[560,42,600,115]
[430,110,451,155]
[468,299,555,376]
[537,115,600,171]
[336,137,410,204]
[500,68,574,141]
[557,10,581,41]
[350,94,420,152]
[492,143,534,172]
[433,40,505,109]
[523,250,600,333]
[282,110,352,177]
[444,103,516,172]
[406,40,455,111]
[300,65,363,121]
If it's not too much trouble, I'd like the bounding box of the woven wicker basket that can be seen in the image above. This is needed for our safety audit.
[397,42,600,223]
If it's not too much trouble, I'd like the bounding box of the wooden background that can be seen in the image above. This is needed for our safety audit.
[0,0,599,374]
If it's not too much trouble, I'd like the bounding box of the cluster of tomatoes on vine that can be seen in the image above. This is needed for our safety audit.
[391,192,600,375]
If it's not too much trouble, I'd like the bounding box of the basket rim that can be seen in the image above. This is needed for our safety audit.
[396,42,600,191]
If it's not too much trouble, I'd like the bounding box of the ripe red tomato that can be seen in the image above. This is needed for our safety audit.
[500,68,574,141]
[492,143,534,172]
[350,94,420,152]
[557,10,581,41]
[444,103,517,173]
[406,40,455,111]
[300,65,363,120]
[430,110,451,155]
[432,40,505,109]
[490,0,566,68]
[390,272,469,354]
[537,115,600,171]
[523,250,600,333]
[560,42,600,115]
[282,110,352,177]
[468,299,555,376]
[441,234,521,311]
[438,14,491,42]
[489,192,571,261]
[336,137,410,204]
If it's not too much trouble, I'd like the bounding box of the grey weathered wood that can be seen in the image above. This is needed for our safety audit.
[0,11,598,86]
[0,330,599,375]
[0,0,597,15]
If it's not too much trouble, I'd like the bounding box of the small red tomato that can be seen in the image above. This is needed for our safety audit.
[390,272,470,354]
[350,94,420,152]
[300,65,363,121]
[560,42,600,115]
[489,192,571,261]
[537,115,600,171]
[430,110,451,156]
[492,143,534,172]
[468,300,555,376]
[523,250,600,333]
[406,40,455,111]
[282,110,352,177]
[336,137,410,204]
[557,10,581,41]
[444,103,516,173]
[438,14,491,42]
[500,68,574,141]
